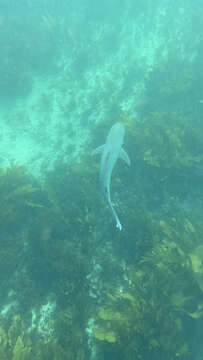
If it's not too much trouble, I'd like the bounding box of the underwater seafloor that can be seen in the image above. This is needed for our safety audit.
[1,0,203,359]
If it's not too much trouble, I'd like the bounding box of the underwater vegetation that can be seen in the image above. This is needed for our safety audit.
[123,110,203,171]
[144,57,194,114]
[1,73,203,358]
[0,165,45,291]
[142,36,203,117]
[0,161,101,359]
[1,37,203,357]
[93,216,203,360]
[136,111,203,173]
[121,106,203,221]
[0,314,70,360]
[0,165,43,231]
[1,1,203,359]
[1,120,203,360]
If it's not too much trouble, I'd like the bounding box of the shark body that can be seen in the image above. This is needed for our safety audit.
[92,122,130,230]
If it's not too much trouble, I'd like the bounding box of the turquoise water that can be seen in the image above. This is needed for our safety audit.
[0,0,203,359]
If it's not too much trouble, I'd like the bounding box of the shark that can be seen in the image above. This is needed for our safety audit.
[92,122,130,230]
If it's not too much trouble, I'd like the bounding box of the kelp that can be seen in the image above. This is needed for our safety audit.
[0,165,43,232]
[0,314,68,360]
[0,315,30,360]
[0,162,92,359]
[0,311,89,360]
[125,111,203,170]
[93,215,203,360]
[0,165,46,286]
[1,123,203,360]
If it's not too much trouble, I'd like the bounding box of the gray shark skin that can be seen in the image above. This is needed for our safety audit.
[92,122,130,230]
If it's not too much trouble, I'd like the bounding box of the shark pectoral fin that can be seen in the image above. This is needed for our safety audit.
[119,148,131,166]
[91,144,105,156]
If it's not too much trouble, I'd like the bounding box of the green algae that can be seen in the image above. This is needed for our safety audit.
[93,214,203,359]
[1,125,203,360]
[94,328,116,343]
[134,111,203,170]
